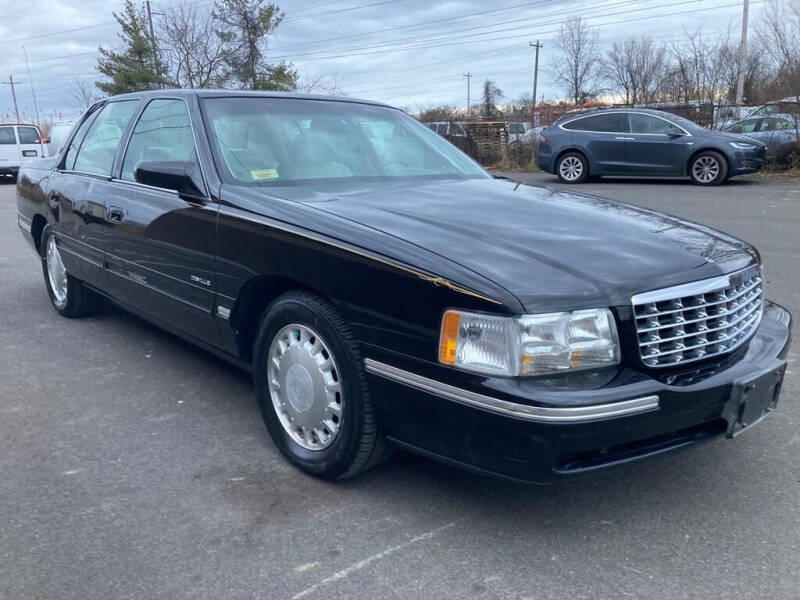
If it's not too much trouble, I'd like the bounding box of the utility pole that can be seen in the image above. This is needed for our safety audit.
[735,0,749,107]
[463,72,472,118]
[22,46,40,126]
[3,75,21,123]
[529,41,543,126]
[145,0,161,88]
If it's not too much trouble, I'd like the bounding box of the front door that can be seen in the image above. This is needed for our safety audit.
[102,98,220,345]
[624,113,693,176]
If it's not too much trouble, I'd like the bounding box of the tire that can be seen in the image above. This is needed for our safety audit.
[556,152,589,183]
[253,291,392,479]
[41,232,102,318]
[689,151,728,186]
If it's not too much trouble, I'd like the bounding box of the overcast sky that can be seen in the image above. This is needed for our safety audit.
[0,0,758,121]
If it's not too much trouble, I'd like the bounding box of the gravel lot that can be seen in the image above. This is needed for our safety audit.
[1,174,798,600]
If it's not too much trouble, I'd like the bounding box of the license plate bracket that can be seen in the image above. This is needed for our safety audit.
[724,359,786,438]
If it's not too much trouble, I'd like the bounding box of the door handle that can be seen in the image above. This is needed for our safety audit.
[107,205,124,223]
[615,136,635,140]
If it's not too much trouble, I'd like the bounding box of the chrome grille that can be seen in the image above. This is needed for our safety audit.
[632,270,763,368]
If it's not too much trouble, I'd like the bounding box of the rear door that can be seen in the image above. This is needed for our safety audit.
[102,97,220,344]
[561,113,629,174]
[16,125,47,162]
[0,126,19,172]
[47,100,141,289]
[624,113,692,176]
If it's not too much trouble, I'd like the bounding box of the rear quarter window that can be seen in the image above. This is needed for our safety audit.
[0,127,15,144]
[562,113,627,133]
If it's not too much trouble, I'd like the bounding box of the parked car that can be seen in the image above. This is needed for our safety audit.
[747,96,800,119]
[425,121,467,137]
[538,108,766,185]
[0,123,47,181]
[16,90,791,483]
[507,122,544,146]
[47,121,77,158]
[725,113,799,164]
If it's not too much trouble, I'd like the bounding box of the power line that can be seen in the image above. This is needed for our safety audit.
[283,0,410,23]
[272,0,719,62]
[281,0,755,64]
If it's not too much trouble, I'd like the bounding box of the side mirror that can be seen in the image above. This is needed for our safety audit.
[134,160,206,202]
[666,128,685,138]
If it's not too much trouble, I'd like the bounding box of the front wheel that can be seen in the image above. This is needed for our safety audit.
[41,232,102,318]
[556,152,589,183]
[253,291,392,479]
[689,151,728,185]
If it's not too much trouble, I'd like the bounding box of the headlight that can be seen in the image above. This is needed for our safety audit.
[730,141,756,150]
[439,308,620,376]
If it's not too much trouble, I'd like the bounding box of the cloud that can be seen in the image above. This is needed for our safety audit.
[0,0,751,119]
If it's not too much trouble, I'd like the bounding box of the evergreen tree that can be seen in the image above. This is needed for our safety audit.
[96,1,169,95]
[212,0,298,91]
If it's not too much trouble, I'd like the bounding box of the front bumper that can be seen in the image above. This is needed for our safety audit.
[729,147,766,174]
[366,301,791,483]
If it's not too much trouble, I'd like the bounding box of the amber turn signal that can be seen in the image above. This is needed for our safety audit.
[438,310,461,364]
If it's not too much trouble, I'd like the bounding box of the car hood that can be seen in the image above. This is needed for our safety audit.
[264,177,758,312]
[710,129,767,147]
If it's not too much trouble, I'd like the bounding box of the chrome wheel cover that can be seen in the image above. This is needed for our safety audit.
[268,324,343,451]
[559,156,583,181]
[693,155,720,183]
[46,236,68,304]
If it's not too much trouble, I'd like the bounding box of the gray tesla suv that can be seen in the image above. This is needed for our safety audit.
[538,108,766,185]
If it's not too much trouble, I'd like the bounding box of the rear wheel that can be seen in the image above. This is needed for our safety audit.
[556,152,589,183]
[689,151,727,185]
[253,291,392,479]
[41,232,101,317]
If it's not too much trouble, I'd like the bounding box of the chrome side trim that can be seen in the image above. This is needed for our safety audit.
[363,359,659,423]
[17,214,32,234]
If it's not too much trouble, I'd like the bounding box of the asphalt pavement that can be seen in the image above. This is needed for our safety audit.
[1,173,798,600]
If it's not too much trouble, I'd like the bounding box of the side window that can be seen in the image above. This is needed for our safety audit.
[0,127,15,144]
[17,127,41,144]
[728,119,760,133]
[563,113,627,133]
[73,100,139,176]
[629,114,675,134]
[121,99,197,182]
[762,118,792,131]
[63,112,99,170]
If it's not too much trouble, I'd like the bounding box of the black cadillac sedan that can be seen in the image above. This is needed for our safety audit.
[16,90,791,483]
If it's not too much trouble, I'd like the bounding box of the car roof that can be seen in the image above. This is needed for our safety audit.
[102,88,394,109]
[0,123,40,127]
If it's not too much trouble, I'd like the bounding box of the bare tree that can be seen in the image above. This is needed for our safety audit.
[160,2,229,88]
[296,75,347,96]
[602,41,635,104]
[664,28,731,103]
[551,15,601,105]
[67,79,102,110]
[758,0,800,97]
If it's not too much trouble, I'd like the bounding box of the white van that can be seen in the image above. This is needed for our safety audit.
[0,124,48,181]
[47,121,77,158]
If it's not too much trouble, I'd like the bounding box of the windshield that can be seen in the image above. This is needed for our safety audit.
[201,97,489,185]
